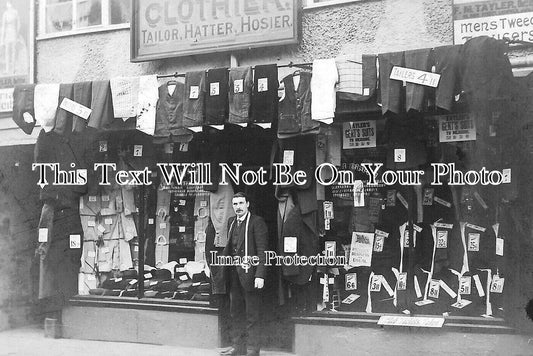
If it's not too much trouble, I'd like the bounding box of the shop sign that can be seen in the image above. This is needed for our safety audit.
[131,0,299,61]
[377,315,445,328]
[453,0,533,44]
[437,113,476,142]
[390,67,440,88]
[342,120,376,149]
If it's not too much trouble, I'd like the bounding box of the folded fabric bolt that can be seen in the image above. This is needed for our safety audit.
[103,289,122,297]
[177,281,193,290]
[192,271,209,283]
[34,83,60,132]
[192,293,210,302]
[122,269,138,279]
[172,290,192,300]
[197,282,211,293]
[144,290,159,298]
[154,279,180,292]
[88,288,106,296]
[120,289,138,297]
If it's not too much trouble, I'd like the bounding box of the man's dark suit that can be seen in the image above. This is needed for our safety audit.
[222,213,268,352]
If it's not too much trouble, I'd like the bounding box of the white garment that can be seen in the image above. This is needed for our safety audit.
[335,54,364,95]
[34,83,60,132]
[110,76,140,119]
[311,58,338,124]
[136,75,159,136]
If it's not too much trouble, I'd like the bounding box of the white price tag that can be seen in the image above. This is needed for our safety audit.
[342,294,360,304]
[397,272,407,291]
[502,169,511,183]
[459,276,472,295]
[496,238,504,256]
[394,148,406,163]
[234,79,244,93]
[144,273,152,279]
[490,276,504,293]
[179,199,186,206]
[101,195,110,202]
[148,218,154,225]
[104,218,113,225]
[345,273,357,291]
[434,196,451,208]
[97,225,106,233]
[428,279,441,299]
[284,236,297,253]
[283,150,294,166]
[179,226,186,233]
[99,141,108,152]
[179,258,188,264]
[159,223,167,229]
[467,233,480,252]
[38,228,48,243]
[370,275,382,292]
[179,274,188,281]
[69,234,81,249]
[200,200,208,207]
[258,78,268,92]
[210,82,220,96]
[133,145,143,157]
[373,235,384,252]
[189,86,199,99]
[325,241,336,258]
[436,230,448,249]
[390,66,441,88]
[89,196,97,202]
[60,97,92,120]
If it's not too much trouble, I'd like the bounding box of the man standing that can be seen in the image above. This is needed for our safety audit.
[220,192,268,356]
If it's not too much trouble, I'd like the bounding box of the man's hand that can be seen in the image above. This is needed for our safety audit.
[254,278,264,289]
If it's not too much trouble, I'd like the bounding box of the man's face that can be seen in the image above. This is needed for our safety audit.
[232,197,249,218]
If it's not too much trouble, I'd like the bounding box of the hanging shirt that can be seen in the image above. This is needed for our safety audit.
[34,83,60,132]
[110,76,140,119]
[136,75,159,136]
[311,58,338,124]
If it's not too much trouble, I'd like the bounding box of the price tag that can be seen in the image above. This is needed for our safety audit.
[87,274,96,281]
[179,226,186,233]
[129,279,137,285]
[144,273,152,279]
[283,150,294,166]
[394,148,406,163]
[370,275,382,292]
[373,235,384,252]
[97,225,106,233]
[413,224,422,233]
[102,195,110,202]
[192,282,201,287]
[179,258,188,264]
[38,228,48,243]
[179,142,189,152]
[133,145,143,157]
[502,169,511,183]
[234,79,244,93]
[99,140,108,152]
[490,275,504,293]
[342,294,360,304]
[179,199,186,206]
[150,281,158,286]
[397,272,407,291]
[88,251,96,258]
[403,230,410,248]
[89,196,97,202]
[375,229,389,238]
[200,200,208,207]
[176,267,186,273]
[258,78,268,92]
[390,66,441,87]
[467,233,480,252]
[496,237,504,256]
[60,97,92,120]
[466,223,486,232]
[422,188,434,206]
[434,222,453,229]
[345,273,357,291]
[283,236,299,254]
[436,230,448,249]
[451,299,472,309]
[104,218,113,225]
[189,86,199,99]
[210,82,220,96]
[428,279,441,299]
[134,246,139,252]
[459,276,472,295]
[325,241,336,258]
[148,218,154,225]
[434,196,451,208]
[415,299,435,306]
[69,234,81,249]
[179,274,188,281]
[159,222,167,229]
[323,201,334,219]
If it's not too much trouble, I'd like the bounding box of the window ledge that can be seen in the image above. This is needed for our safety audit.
[303,0,363,11]
[37,23,130,41]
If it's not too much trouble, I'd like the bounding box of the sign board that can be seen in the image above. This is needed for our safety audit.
[437,113,476,142]
[131,0,299,61]
[377,315,445,328]
[0,1,34,114]
[390,66,441,88]
[453,0,533,44]
[342,121,377,149]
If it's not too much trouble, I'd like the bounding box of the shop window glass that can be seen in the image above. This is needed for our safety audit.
[42,0,130,36]
[110,0,130,25]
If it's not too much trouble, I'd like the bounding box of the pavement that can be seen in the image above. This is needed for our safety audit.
[0,326,295,356]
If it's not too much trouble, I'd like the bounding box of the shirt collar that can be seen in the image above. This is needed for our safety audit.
[237,212,248,223]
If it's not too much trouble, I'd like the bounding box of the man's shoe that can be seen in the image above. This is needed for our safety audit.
[246,349,260,356]
[219,346,247,356]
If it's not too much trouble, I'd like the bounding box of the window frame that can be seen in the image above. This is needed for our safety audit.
[37,0,130,40]
[303,0,363,10]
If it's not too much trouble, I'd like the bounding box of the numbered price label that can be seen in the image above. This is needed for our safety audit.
[210,82,220,96]
[99,140,108,152]
[345,273,357,291]
[386,190,396,207]
[436,230,448,249]
[422,188,434,206]
[467,233,480,252]
[390,66,441,88]
[189,86,199,99]
[397,272,407,291]
[373,235,384,252]
[257,78,268,92]
[69,234,81,249]
[370,275,382,292]
[490,276,505,293]
[459,276,472,295]
[234,79,244,93]
[428,279,441,299]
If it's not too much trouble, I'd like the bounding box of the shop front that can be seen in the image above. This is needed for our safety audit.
[6,0,533,354]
